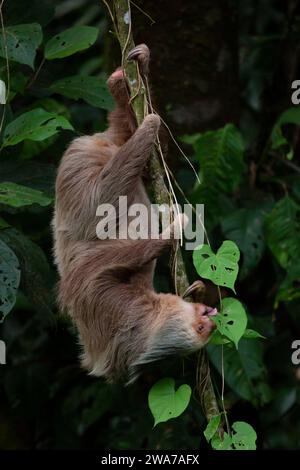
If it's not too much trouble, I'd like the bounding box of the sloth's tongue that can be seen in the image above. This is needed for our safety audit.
[205,307,218,317]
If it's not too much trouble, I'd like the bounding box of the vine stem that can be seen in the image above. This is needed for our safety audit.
[103,0,220,426]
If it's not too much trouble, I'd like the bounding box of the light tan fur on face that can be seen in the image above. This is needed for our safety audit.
[53,53,215,383]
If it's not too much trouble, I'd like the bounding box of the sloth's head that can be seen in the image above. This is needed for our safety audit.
[82,295,217,384]
[133,296,217,369]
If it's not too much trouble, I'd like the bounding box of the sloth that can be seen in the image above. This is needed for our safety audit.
[52,44,217,382]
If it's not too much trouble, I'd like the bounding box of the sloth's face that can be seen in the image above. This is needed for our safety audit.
[191,303,218,343]
[136,298,218,368]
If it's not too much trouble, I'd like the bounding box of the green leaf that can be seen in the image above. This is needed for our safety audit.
[265,196,300,269]
[0,228,54,318]
[211,432,232,450]
[271,130,289,150]
[204,414,221,442]
[210,422,257,450]
[221,202,272,279]
[49,75,114,110]
[2,108,74,147]
[0,182,52,208]
[213,298,247,348]
[0,158,56,195]
[271,108,300,140]
[231,422,257,450]
[180,133,202,145]
[276,263,300,306]
[0,23,42,68]
[243,329,265,339]
[0,217,10,229]
[209,329,230,345]
[44,26,99,60]
[270,108,300,159]
[8,71,28,101]
[148,378,191,427]
[0,239,21,320]
[193,240,240,292]
[191,124,245,228]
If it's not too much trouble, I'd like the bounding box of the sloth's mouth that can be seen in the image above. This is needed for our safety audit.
[194,304,218,337]
[195,304,218,317]
[203,306,218,317]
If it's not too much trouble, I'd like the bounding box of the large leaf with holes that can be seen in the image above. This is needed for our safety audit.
[0,23,42,68]
[231,422,257,450]
[0,239,20,320]
[44,26,99,60]
[207,339,271,406]
[49,75,114,110]
[185,124,245,227]
[0,229,54,318]
[211,422,257,450]
[0,182,52,208]
[221,202,273,279]
[193,240,240,292]
[265,197,300,269]
[148,378,191,426]
[212,298,247,348]
[2,108,73,147]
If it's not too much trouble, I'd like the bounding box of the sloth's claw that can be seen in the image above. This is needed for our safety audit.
[127,44,150,75]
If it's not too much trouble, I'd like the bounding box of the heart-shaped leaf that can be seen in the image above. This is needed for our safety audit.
[210,421,257,450]
[212,298,247,348]
[44,26,99,60]
[148,378,191,427]
[0,239,21,321]
[193,240,240,292]
[231,421,257,450]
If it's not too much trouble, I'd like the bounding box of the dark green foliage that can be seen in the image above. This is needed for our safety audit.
[49,75,114,109]
[0,23,43,68]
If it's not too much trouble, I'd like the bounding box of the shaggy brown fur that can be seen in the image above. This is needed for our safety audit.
[53,44,216,382]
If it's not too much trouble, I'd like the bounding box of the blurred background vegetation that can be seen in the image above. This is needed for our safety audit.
[0,0,300,449]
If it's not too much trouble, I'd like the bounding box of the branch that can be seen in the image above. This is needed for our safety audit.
[104,0,220,423]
